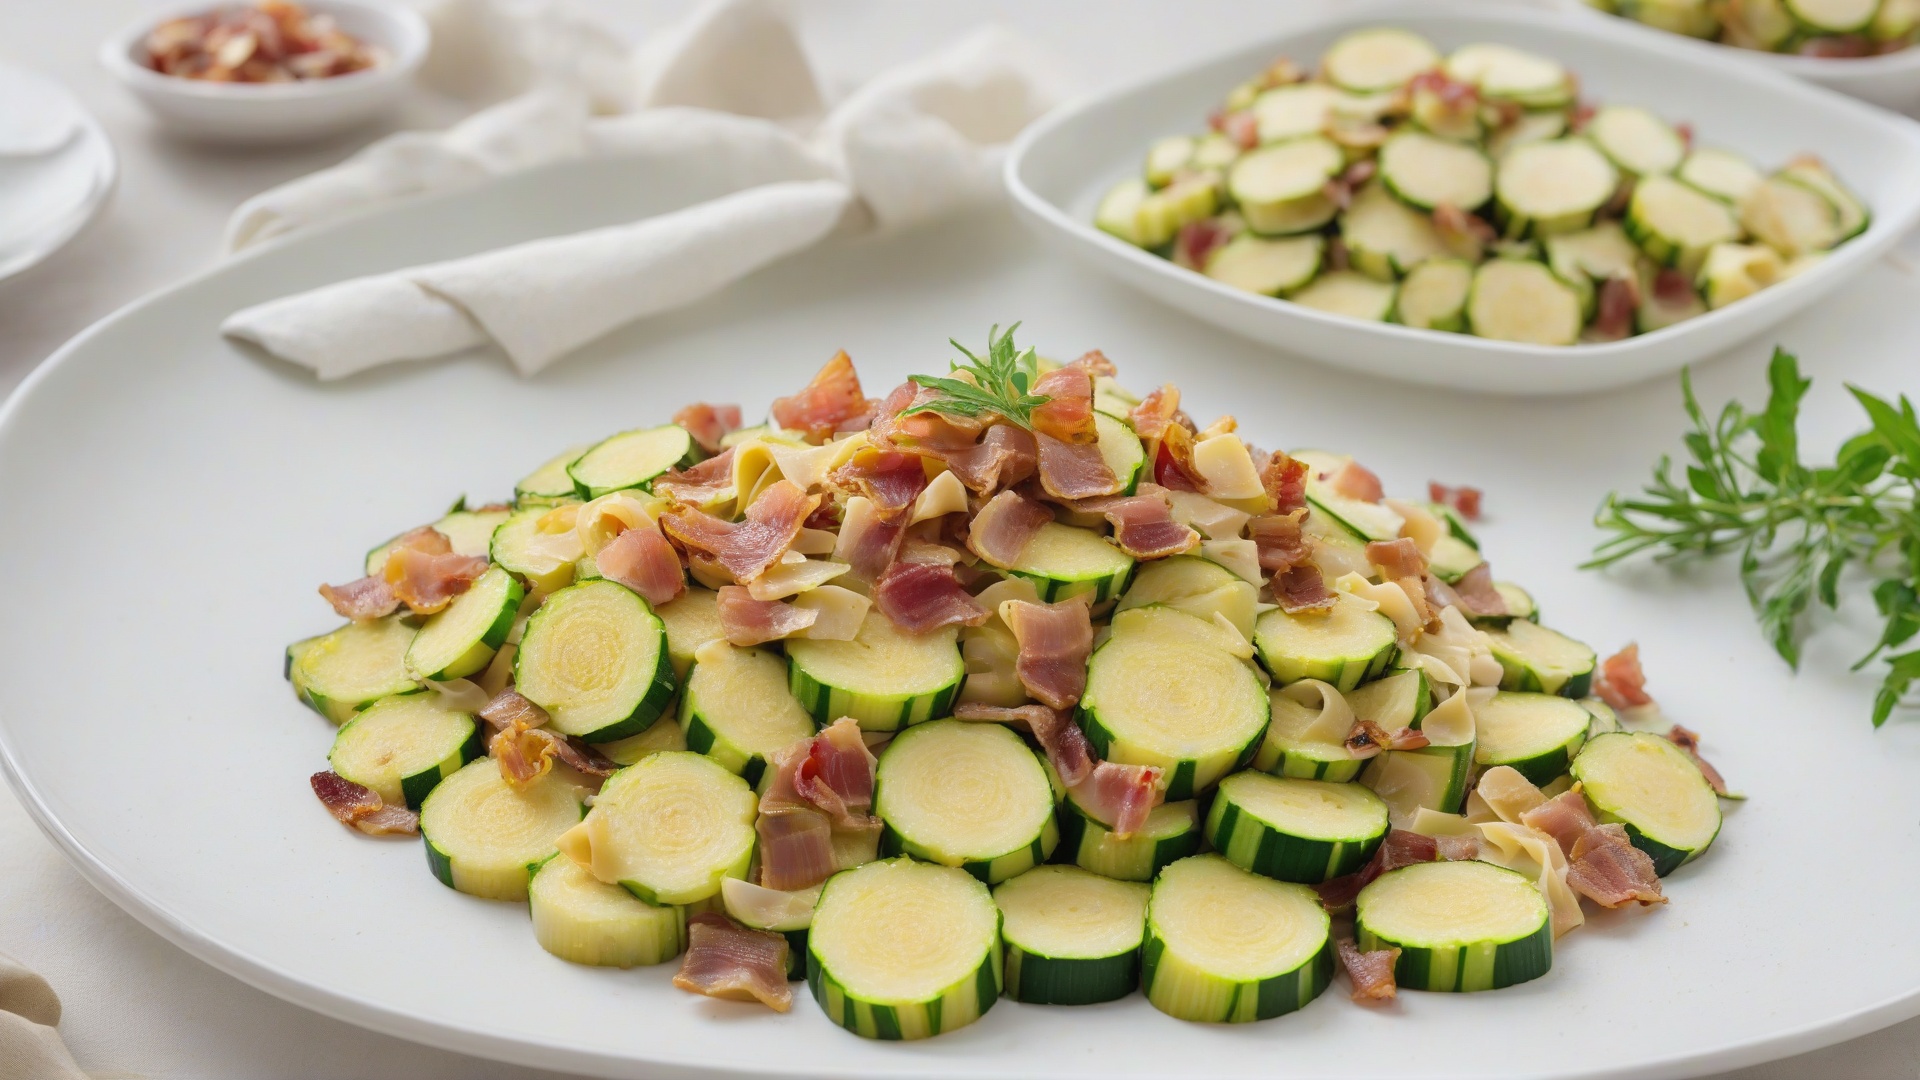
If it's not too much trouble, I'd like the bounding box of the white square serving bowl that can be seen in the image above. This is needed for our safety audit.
[1004,0,1920,395]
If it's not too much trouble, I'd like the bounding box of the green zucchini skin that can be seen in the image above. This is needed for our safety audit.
[1075,708,1264,802]
[1004,944,1138,1006]
[1356,918,1552,993]
[682,712,770,787]
[1204,792,1385,884]
[1006,564,1135,605]
[806,945,1002,1040]
[1139,929,1332,1023]
[401,723,485,809]
[1053,798,1200,882]
[1250,741,1365,783]
[878,819,1060,886]
[787,666,962,731]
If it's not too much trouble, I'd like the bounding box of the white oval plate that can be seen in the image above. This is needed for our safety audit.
[4,151,1920,1080]
[1004,0,1920,395]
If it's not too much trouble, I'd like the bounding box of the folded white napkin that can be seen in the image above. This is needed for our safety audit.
[221,0,1063,380]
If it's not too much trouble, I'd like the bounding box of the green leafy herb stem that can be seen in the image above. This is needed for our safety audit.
[901,323,1052,430]
[1587,348,1920,727]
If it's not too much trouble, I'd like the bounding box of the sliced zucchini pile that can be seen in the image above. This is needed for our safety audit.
[1095,26,1868,342]
[287,342,1732,1034]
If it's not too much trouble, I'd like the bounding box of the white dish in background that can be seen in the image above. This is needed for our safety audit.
[7,152,1920,1080]
[1547,0,1920,111]
[0,64,116,282]
[1005,0,1920,395]
[98,0,428,145]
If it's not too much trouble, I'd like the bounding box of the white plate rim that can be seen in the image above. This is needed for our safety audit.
[0,64,117,284]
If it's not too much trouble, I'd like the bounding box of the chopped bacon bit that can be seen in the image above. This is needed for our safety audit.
[1366,537,1427,581]
[942,424,1039,496]
[672,403,743,455]
[1569,101,1596,132]
[383,547,488,614]
[1433,202,1495,262]
[1074,761,1162,837]
[835,510,905,585]
[872,556,989,635]
[1449,563,1506,618]
[716,586,817,645]
[756,807,836,891]
[1328,459,1384,503]
[1130,385,1182,443]
[310,771,417,835]
[1426,481,1484,521]
[1337,938,1400,1004]
[1593,643,1655,711]
[1566,823,1666,908]
[1224,111,1259,149]
[1152,423,1206,493]
[1276,563,1338,614]
[1174,218,1233,271]
[1250,509,1311,574]
[1344,719,1430,758]
[771,351,872,443]
[827,450,927,522]
[1667,724,1731,797]
[662,480,818,585]
[1067,350,1117,377]
[1315,829,1444,911]
[1031,366,1097,446]
[966,489,1053,568]
[674,913,793,1011]
[1002,599,1095,709]
[1519,790,1597,857]
[596,524,687,607]
[318,574,401,621]
[1653,267,1693,304]
[1069,492,1199,559]
[1322,159,1378,212]
[479,688,548,733]
[651,446,737,506]
[1036,432,1120,500]
[763,718,877,828]
[1262,452,1310,515]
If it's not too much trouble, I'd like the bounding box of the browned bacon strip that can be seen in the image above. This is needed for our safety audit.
[652,446,736,505]
[716,586,817,646]
[1130,384,1181,443]
[771,351,872,443]
[1151,423,1205,493]
[1001,598,1094,709]
[1427,481,1484,521]
[835,510,904,584]
[942,424,1038,495]
[755,807,837,891]
[1071,493,1198,559]
[1315,830,1447,911]
[827,450,927,523]
[1449,562,1506,617]
[319,574,401,621]
[1262,452,1309,515]
[1075,761,1162,837]
[1566,823,1666,908]
[966,489,1052,568]
[672,403,743,455]
[310,771,418,835]
[1276,564,1337,614]
[1036,432,1120,500]
[1067,349,1117,377]
[1250,509,1311,573]
[872,554,989,635]
[1366,537,1427,581]
[321,525,462,619]
[1328,459,1384,503]
[383,547,489,614]
[1667,724,1731,797]
[596,524,686,607]
[1029,366,1097,445]
[1344,719,1430,759]
[662,480,818,585]
[867,381,982,456]
[1337,937,1401,1004]
[1593,643,1655,711]
[674,913,793,1011]
[1519,789,1597,857]
[763,718,877,828]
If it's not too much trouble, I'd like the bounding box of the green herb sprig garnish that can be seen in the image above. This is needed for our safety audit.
[902,323,1052,430]
[1587,348,1920,726]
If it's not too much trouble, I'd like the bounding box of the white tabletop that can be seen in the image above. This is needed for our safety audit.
[1,2,1915,1077]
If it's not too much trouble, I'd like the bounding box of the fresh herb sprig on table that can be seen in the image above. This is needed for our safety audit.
[1587,348,1920,727]
[902,322,1051,429]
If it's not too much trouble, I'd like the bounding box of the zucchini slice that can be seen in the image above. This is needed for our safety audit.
[598,716,687,766]
[1291,450,1405,541]
[1347,668,1432,729]
[489,507,579,597]
[570,750,757,905]
[1445,43,1573,109]
[1472,691,1591,786]
[1361,736,1475,817]
[515,580,676,742]
[654,586,724,680]
[1780,158,1869,242]
[1787,0,1879,33]
[1739,175,1842,257]
[1055,792,1201,882]
[1206,772,1389,884]
[1484,620,1596,697]
[405,566,523,681]
[1004,522,1135,604]
[1543,220,1641,294]
[419,760,585,901]
[1467,260,1585,346]
[1355,860,1551,992]
[1253,686,1366,782]
[1136,176,1220,250]
[529,855,687,967]
[1204,233,1323,297]
[787,615,965,731]
[1342,181,1448,281]
[1698,242,1784,309]
[1396,258,1473,331]
[1587,106,1684,177]
[1144,134,1196,189]
[1251,84,1342,145]
[1427,534,1485,584]
[1378,131,1493,213]
[1679,148,1763,205]
[328,694,482,809]
[515,446,588,508]
[367,507,510,577]
[995,866,1150,1006]
[1322,28,1441,93]
[1627,175,1742,276]
[288,616,419,724]
[1253,592,1399,690]
[1094,411,1146,495]
[1228,138,1343,236]
[1495,138,1618,236]
[1142,855,1332,1023]
[1486,110,1567,161]
[680,641,815,785]
[1473,582,1537,628]
[1571,731,1722,875]
[1622,0,1723,36]
[567,425,697,500]
[808,858,1002,1040]
[1079,606,1271,799]
[1115,554,1259,641]
[722,878,819,979]
[875,719,1058,883]
[1096,177,1154,248]
[1289,270,1398,322]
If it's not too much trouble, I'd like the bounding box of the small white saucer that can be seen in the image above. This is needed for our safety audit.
[0,64,116,283]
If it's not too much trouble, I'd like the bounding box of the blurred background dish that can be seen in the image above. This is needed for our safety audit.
[0,64,115,283]
[98,0,429,145]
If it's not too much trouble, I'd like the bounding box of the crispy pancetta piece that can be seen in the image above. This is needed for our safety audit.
[318,574,401,621]
[1427,481,1484,521]
[1594,643,1655,711]
[1586,275,1640,343]
[1668,724,1731,797]
[652,446,737,505]
[771,351,873,443]
[827,450,927,522]
[1250,509,1311,573]
[595,523,686,607]
[1036,432,1121,500]
[1001,598,1094,709]
[834,508,905,584]
[480,689,617,787]
[943,424,1039,495]
[1565,823,1666,908]
[1314,829,1453,910]
[310,771,418,835]
[320,525,467,619]
[1029,366,1097,445]
[1151,423,1205,493]
[1262,452,1309,515]
[1129,384,1181,443]
[1518,789,1597,857]
[755,807,837,892]
[1366,537,1427,581]
[1327,459,1384,503]
[1071,760,1162,838]
[1343,719,1430,758]
[1449,562,1506,617]
[662,480,818,585]
[478,688,549,733]
[1276,564,1338,614]
[1070,493,1199,559]
[1337,937,1400,1004]
[672,403,743,455]
[966,489,1052,568]
[716,586,818,646]
[872,551,989,634]
[383,546,489,614]
[673,913,793,1011]
[763,718,877,827]
[1068,349,1117,377]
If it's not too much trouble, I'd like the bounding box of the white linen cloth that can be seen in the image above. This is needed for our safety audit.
[219,0,1062,379]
